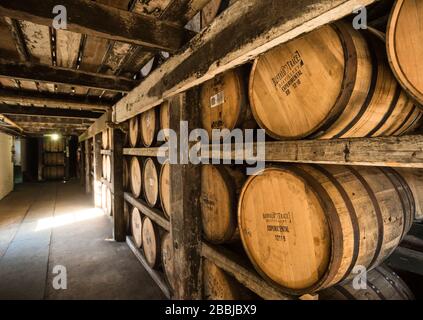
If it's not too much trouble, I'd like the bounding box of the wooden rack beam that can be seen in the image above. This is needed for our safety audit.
[79,112,111,142]
[126,236,171,299]
[0,88,111,111]
[202,243,293,300]
[123,147,167,158]
[114,0,377,123]
[124,193,170,232]
[0,60,137,93]
[101,150,112,156]
[0,0,192,52]
[203,135,423,168]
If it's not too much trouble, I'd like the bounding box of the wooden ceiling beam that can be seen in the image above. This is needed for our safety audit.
[0,88,112,111]
[0,104,103,119]
[0,60,137,93]
[0,0,192,52]
[9,115,94,125]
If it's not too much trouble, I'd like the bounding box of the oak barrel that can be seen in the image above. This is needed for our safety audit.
[129,116,139,148]
[161,233,176,290]
[249,22,421,140]
[387,0,423,106]
[140,108,159,147]
[102,129,109,150]
[201,165,244,244]
[203,260,252,300]
[201,68,255,139]
[143,158,159,208]
[159,160,171,219]
[142,217,161,269]
[130,156,142,198]
[238,164,415,294]
[160,101,170,141]
[131,207,143,248]
[319,265,414,300]
[394,168,423,221]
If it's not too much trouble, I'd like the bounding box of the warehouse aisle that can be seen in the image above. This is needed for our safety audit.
[0,181,165,300]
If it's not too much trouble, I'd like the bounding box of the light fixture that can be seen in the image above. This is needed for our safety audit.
[51,133,60,141]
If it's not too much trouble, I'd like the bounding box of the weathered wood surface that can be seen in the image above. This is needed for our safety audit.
[202,243,293,300]
[126,236,171,299]
[0,0,192,52]
[114,0,377,123]
[0,104,103,119]
[0,60,137,92]
[79,112,111,142]
[112,129,126,242]
[124,192,171,232]
[123,147,167,158]
[205,135,423,168]
[93,134,102,208]
[0,88,112,110]
[169,91,202,299]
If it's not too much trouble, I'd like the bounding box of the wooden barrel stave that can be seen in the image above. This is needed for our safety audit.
[161,233,176,291]
[238,164,415,294]
[159,160,171,219]
[201,165,245,244]
[141,108,159,147]
[129,116,140,148]
[142,217,161,269]
[203,259,253,300]
[319,265,414,300]
[131,207,143,248]
[143,158,160,208]
[201,68,256,140]
[387,0,423,106]
[130,156,142,198]
[249,22,421,140]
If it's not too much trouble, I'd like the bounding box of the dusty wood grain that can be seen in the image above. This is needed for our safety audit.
[0,0,192,52]
[0,88,111,110]
[0,104,103,119]
[114,0,377,123]
[0,60,137,92]
[202,243,293,300]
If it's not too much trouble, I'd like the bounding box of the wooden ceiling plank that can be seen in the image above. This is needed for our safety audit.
[0,60,137,92]
[0,88,112,110]
[0,0,191,52]
[0,104,103,119]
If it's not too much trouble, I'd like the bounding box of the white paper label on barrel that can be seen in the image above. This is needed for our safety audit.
[149,178,154,187]
[210,91,225,108]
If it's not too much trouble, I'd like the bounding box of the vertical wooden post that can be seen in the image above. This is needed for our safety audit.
[37,137,44,181]
[93,134,102,208]
[64,136,70,181]
[79,143,84,186]
[112,128,125,242]
[169,89,202,300]
[84,139,91,194]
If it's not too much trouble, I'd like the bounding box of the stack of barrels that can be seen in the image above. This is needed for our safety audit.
[125,102,175,290]
[195,10,423,299]
[43,137,65,180]
[101,129,112,216]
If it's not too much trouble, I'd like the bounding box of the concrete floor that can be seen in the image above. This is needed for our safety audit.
[0,180,165,300]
